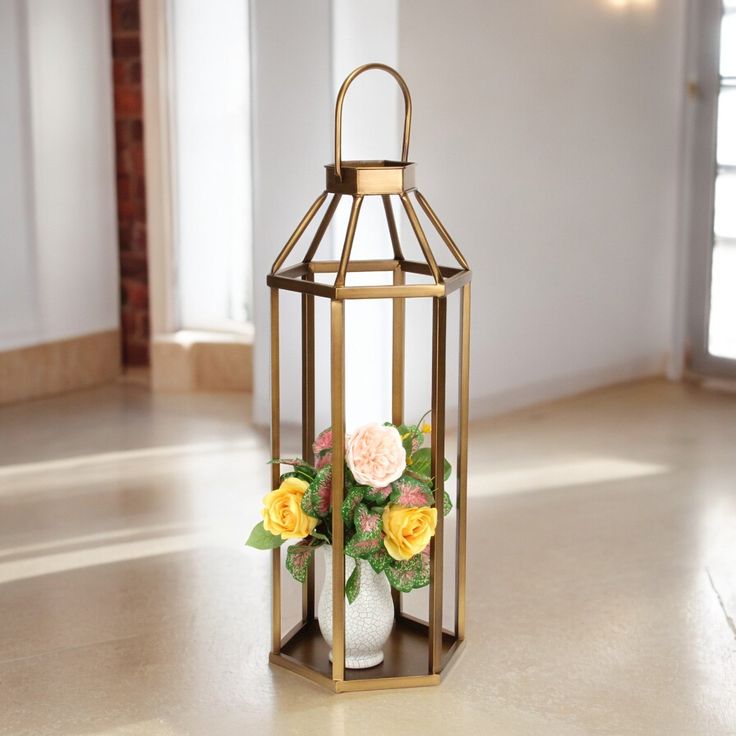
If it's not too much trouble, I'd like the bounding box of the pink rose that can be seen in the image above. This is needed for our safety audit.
[346,423,406,488]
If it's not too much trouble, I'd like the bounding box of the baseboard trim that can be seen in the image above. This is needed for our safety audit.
[0,330,121,405]
[468,354,667,421]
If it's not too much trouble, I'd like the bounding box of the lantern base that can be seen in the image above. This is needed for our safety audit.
[269,614,464,693]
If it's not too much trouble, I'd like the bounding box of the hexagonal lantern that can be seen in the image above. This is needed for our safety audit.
[267,63,471,692]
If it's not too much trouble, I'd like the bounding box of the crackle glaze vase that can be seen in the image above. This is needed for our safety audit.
[317,546,395,669]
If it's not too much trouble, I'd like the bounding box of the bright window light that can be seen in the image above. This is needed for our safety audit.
[169,0,253,331]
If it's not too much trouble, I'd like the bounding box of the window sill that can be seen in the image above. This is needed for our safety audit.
[151,329,253,392]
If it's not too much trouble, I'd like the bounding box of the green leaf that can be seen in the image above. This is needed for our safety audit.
[301,465,332,518]
[346,504,384,558]
[410,448,451,482]
[341,485,365,525]
[310,528,331,543]
[389,475,434,507]
[279,469,314,484]
[269,457,314,471]
[367,547,393,574]
[245,521,284,549]
[397,423,423,458]
[345,534,383,558]
[346,563,361,604]
[353,503,382,537]
[285,540,317,583]
[442,490,453,516]
[385,556,423,593]
[363,484,392,504]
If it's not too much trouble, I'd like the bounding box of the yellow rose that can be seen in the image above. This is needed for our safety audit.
[382,504,437,561]
[262,477,318,540]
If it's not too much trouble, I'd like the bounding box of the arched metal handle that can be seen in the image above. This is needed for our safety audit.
[334,63,412,180]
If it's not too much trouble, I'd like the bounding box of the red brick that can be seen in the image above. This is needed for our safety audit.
[114,86,142,118]
[115,120,131,145]
[121,308,137,335]
[133,174,146,200]
[130,119,144,142]
[136,310,150,339]
[124,340,149,366]
[120,250,148,279]
[130,221,147,251]
[111,0,140,32]
[116,174,131,201]
[112,35,140,59]
[111,0,149,367]
[129,142,145,176]
[128,61,142,85]
[123,279,148,309]
[113,59,129,86]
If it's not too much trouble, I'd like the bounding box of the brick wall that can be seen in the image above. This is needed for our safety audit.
[111,0,149,366]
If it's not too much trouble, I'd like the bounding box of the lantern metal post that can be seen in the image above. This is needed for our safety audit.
[429,295,447,673]
[301,280,316,623]
[330,298,347,683]
[266,63,472,693]
[456,283,471,640]
[270,287,281,654]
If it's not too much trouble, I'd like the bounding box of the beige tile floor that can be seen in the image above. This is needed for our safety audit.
[0,380,735,736]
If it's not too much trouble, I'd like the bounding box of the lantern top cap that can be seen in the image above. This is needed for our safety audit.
[268,63,471,296]
[330,64,414,195]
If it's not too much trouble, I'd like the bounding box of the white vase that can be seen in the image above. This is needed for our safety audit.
[317,545,395,669]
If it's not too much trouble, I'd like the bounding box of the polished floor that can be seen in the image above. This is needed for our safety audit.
[0,380,735,735]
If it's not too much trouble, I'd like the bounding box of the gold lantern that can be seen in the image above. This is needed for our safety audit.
[267,63,471,693]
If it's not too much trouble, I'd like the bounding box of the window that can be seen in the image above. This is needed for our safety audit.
[708,1,736,359]
[168,0,253,332]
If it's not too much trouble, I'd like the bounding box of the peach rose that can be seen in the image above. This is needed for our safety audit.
[346,423,406,488]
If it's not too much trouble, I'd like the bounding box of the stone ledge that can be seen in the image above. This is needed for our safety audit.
[151,330,253,392]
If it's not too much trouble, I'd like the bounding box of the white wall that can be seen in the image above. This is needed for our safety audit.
[0,0,119,353]
[331,1,402,430]
[251,0,689,425]
[250,0,333,427]
[399,0,688,416]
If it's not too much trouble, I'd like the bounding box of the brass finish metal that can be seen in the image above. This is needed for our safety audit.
[415,191,470,271]
[270,288,281,654]
[429,297,447,673]
[456,285,471,641]
[326,161,416,196]
[330,299,346,682]
[301,275,316,623]
[303,194,342,263]
[335,196,365,287]
[271,191,327,274]
[271,615,458,692]
[383,195,404,261]
[334,63,412,180]
[399,193,443,284]
[267,63,471,693]
[391,265,405,617]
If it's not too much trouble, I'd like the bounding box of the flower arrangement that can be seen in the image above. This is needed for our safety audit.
[246,416,452,603]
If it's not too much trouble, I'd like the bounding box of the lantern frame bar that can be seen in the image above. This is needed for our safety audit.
[301,278,316,623]
[429,296,447,673]
[391,264,405,617]
[330,299,347,683]
[270,288,282,654]
[456,284,471,640]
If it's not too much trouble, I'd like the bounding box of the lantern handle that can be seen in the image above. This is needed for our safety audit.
[334,63,412,180]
